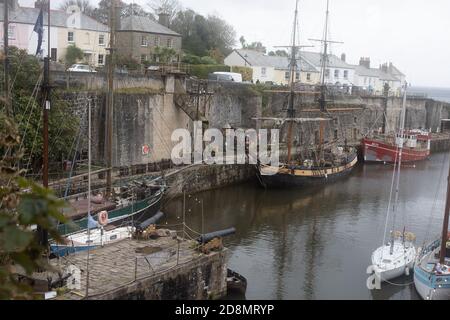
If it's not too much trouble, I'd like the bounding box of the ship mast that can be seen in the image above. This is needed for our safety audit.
[286,0,299,164]
[106,0,119,195]
[309,0,343,112]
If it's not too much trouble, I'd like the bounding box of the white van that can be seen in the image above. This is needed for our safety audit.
[211,72,243,83]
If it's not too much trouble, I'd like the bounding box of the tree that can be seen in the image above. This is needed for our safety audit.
[171,9,236,57]
[92,0,154,25]
[0,113,67,300]
[239,36,246,49]
[2,47,79,173]
[153,46,177,64]
[59,0,94,15]
[268,50,288,57]
[64,45,84,67]
[244,41,266,54]
[148,0,180,24]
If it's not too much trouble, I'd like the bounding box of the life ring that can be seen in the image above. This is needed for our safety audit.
[98,211,108,226]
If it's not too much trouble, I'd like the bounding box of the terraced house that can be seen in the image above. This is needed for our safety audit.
[116,14,182,65]
[0,1,109,67]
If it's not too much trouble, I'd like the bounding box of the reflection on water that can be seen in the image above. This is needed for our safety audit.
[163,153,449,300]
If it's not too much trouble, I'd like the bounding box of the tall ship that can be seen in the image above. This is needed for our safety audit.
[362,87,431,163]
[257,0,358,189]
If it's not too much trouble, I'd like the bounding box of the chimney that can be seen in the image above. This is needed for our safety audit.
[359,57,370,69]
[34,0,48,9]
[380,63,388,73]
[341,53,346,62]
[158,12,170,28]
[10,0,19,11]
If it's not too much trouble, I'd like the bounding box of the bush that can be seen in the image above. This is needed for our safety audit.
[64,45,84,67]
[200,56,217,65]
[230,66,253,82]
[188,64,230,79]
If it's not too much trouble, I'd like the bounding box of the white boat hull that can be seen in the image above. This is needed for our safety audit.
[369,241,416,284]
[414,271,450,300]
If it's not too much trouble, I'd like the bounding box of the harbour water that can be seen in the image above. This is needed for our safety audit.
[409,86,450,103]
[163,152,449,300]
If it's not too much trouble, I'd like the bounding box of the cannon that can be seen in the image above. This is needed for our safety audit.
[137,211,164,231]
[197,227,236,244]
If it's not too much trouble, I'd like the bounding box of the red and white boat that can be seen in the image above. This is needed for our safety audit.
[362,130,431,163]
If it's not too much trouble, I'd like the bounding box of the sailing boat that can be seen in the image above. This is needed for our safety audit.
[50,101,135,257]
[414,162,450,300]
[367,84,417,287]
[257,0,358,188]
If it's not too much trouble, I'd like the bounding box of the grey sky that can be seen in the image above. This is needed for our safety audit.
[20,0,450,87]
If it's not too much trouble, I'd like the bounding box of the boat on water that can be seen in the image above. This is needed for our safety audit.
[362,130,431,163]
[369,232,416,284]
[367,84,418,288]
[257,0,358,189]
[57,177,166,236]
[226,269,247,296]
[413,150,450,299]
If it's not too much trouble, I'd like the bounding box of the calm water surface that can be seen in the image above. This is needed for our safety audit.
[163,152,449,300]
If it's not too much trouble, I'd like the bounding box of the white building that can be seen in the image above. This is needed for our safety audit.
[352,58,403,95]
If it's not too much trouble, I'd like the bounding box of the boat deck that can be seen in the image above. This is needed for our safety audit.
[64,198,117,220]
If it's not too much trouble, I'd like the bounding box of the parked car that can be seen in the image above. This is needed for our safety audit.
[209,72,243,83]
[67,64,97,73]
[147,65,160,71]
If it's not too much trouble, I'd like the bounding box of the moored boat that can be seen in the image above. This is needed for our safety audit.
[362,130,430,163]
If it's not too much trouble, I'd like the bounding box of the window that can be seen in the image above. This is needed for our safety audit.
[285,72,290,80]
[68,32,74,42]
[141,35,148,47]
[8,25,15,40]
[154,36,160,47]
[141,54,148,63]
[344,70,348,80]
[325,69,330,78]
[51,48,57,61]
[261,67,267,77]
[334,130,338,140]
[295,72,300,80]
[167,38,173,48]
[98,54,105,65]
[306,73,311,81]
[99,34,105,46]
[334,69,340,78]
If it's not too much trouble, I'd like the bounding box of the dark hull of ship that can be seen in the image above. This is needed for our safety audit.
[258,155,358,189]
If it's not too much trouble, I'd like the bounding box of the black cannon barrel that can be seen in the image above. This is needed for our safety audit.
[138,211,164,230]
[197,227,236,243]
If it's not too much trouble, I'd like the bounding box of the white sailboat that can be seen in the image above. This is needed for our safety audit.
[367,83,417,288]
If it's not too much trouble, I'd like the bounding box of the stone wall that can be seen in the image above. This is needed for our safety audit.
[96,251,229,300]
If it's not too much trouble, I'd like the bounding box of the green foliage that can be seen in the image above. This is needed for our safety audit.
[64,45,84,67]
[1,47,79,174]
[153,46,177,64]
[199,56,217,65]
[171,9,236,57]
[0,114,67,300]
[91,0,154,25]
[116,55,140,70]
[230,66,253,82]
[188,64,230,79]
[268,50,288,57]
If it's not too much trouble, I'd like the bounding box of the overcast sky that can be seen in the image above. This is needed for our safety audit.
[20,0,450,88]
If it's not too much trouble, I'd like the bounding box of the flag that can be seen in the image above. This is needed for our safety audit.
[87,214,99,230]
[33,8,44,56]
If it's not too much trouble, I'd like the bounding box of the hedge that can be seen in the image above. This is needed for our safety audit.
[188,64,231,79]
[230,66,253,82]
